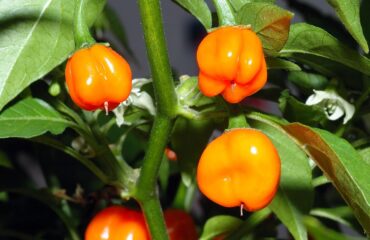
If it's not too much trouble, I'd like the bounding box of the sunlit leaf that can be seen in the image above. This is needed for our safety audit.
[327,0,368,53]
[0,0,106,111]
[237,3,293,54]
[200,215,243,240]
[228,0,275,11]
[212,0,236,26]
[0,98,71,138]
[284,124,370,235]
[248,113,313,240]
[280,23,370,76]
[266,57,301,71]
[173,0,212,29]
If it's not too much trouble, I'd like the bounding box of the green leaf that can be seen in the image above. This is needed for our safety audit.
[266,57,301,71]
[247,113,313,240]
[172,179,196,211]
[284,124,370,235]
[287,71,329,91]
[278,90,327,126]
[0,0,106,111]
[212,0,236,26]
[173,0,212,29]
[171,118,216,179]
[200,215,243,240]
[359,148,370,166]
[228,0,275,12]
[0,151,12,169]
[176,76,213,107]
[0,98,71,138]
[225,208,272,239]
[304,216,365,240]
[280,23,370,76]
[310,207,353,227]
[312,175,330,187]
[327,0,369,53]
[237,3,293,54]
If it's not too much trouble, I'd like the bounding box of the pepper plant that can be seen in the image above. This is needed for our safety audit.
[0,0,370,239]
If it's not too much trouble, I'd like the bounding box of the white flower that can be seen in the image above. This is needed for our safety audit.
[113,78,156,127]
[305,90,354,124]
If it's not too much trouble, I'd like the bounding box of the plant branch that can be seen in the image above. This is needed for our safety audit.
[74,0,96,48]
[135,0,179,239]
[137,0,177,118]
[134,116,173,240]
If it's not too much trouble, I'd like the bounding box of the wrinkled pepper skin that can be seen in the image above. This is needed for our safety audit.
[197,128,280,211]
[196,27,267,103]
[85,206,198,240]
[65,44,132,111]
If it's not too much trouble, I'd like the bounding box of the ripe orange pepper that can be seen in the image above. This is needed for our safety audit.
[85,206,198,240]
[65,44,132,111]
[196,26,267,103]
[85,206,150,240]
[197,128,280,211]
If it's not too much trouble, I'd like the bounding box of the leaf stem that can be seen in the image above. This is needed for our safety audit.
[212,0,236,26]
[81,111,136,190]
[172,180,196,211]
[228,104,250,129]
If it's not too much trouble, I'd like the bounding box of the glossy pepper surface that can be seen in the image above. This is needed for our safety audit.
[196,26,267,103]
[164,209,198,240]
[65,44,132,111]
[85,206,150,240]
[197,128,280,211]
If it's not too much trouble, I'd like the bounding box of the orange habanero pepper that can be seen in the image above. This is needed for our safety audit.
[197,128,280,211]
[196,26,267,104]
[65,44,132,111]
[85,206,150,240]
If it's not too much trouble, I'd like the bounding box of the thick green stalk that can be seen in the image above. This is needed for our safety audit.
[135,116,173,240]
[74,0,96,48]
[136,0,178,239]
[137,0,177,117]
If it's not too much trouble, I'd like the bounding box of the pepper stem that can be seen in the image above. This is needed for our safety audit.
[104,101,109,115]
[227,104,249,129]
[74,0,96,49]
